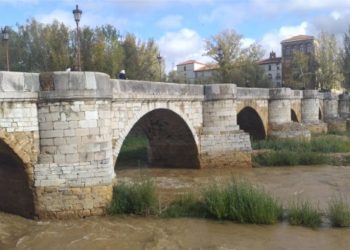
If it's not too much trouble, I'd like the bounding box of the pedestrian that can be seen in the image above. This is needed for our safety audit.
[119,69,126,79]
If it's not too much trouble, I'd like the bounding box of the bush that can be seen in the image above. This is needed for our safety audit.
[287,200,322,228]
[203,179,282,224]
[108,180,157,215]
[253,151,329,166]
[162,193,207,218]
[328,197,350,227]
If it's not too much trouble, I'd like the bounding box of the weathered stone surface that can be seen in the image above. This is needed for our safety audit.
[1,70,349,219]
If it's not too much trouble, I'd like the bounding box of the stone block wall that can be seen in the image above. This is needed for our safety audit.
[34,72,114,219]
[200,84,251,168]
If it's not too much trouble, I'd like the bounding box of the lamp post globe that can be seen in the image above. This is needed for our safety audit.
[72,5,82,71]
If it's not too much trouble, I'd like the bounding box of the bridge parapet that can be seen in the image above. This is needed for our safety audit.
[236,87,269,100]
[112,79,204,101]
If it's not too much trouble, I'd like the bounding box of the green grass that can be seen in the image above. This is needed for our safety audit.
[108,180,157,216]
[254,151,329,166]
[203,179,282,224]
[253,135,350,153]
[287,200,322,228]
[252,134,350,167]
[162,193,207,218]
[328,197,350,227]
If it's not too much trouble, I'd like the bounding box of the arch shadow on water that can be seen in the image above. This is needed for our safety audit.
[291,109,299,122]
[115,109,200,170]
[237,107,266,140]
[0,139,35,218]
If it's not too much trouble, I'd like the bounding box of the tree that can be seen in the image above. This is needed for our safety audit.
[316,31,343,91]
[205,29,268,87]
[343,26,350,89]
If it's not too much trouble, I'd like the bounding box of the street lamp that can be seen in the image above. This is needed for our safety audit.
[1,26,9,71]
[73,4,82,71]
[157,53,162,80]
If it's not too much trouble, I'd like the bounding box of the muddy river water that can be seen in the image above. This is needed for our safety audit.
[1,165,350,250]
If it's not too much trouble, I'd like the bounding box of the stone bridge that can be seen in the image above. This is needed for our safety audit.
[0,71,348,219]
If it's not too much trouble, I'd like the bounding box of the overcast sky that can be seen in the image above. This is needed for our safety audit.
[1,0,350,72]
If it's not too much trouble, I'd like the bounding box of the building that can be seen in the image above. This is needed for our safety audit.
[280,35,317,87]
[176,60,218,84]
[258,51,282,87]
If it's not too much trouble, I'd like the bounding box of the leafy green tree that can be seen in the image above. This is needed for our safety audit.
[343,26,350,89]
[205,29,268,87]
[316,31,343,91]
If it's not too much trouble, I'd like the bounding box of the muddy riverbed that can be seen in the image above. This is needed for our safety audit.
[1,165,350,250]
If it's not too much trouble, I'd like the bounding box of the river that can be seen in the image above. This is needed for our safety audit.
[1,165,350,250]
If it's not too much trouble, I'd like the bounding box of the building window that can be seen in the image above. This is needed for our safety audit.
[268,73,272,80]
[184,66,186,71]
[300,44,304,52]
[268,65,271,71]
[276,64,280,70]
[276,73,281,79]
[286,46,290,56]
[307,43,312,53]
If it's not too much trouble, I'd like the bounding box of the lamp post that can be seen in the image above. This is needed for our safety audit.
[73,4,82,71]
[217,46,224,82]
[157,53,162,80]
[1,26,9,71]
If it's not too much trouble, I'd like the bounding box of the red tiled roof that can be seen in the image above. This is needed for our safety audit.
[258,57,282,65]
[195,64,219,72]
[176,60,206,66]
[281,35,314,43]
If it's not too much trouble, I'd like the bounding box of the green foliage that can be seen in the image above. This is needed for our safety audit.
[205,29,269,87]
[287,200,322,228]
[343,26,350,89]
[203,179,282,224]
[0,19,161,80]
[253,135,350,166]
[108,180,157,216]
[328,197,350,227]
[316,31,344,91]
[162,193,207,218]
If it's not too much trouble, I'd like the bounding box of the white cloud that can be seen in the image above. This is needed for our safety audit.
[158,28,211,72]
[241,38,256,48]
[199,3,246,27]
[156,15,183,30]
[260,22,309,57]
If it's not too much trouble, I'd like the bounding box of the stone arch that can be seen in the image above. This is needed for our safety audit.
[237,106,266,140]
[0,138,35,218]
[115,108,200,168]
[291,109,299,122]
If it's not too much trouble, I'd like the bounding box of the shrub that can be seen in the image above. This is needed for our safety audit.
[108,180,157,215]
[287,200,322,228]
[162,193,207,218]
[203,179,282,224]
[328,197,350,227]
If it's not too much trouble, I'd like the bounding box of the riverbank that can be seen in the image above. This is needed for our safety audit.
[2,165,350,249]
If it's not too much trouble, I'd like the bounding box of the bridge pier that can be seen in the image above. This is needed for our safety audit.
[268,88,311,140]
[321,92,347,132]
[301,90,327,133]
[199,85,251,168]
[34,72,113,219]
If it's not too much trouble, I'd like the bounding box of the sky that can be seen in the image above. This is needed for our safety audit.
[1,0,350,72]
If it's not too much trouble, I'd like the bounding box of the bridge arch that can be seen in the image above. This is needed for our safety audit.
[114,107,200,169]
[0,139,35,218]
[237,106,266,140]
[291,109,299,122]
